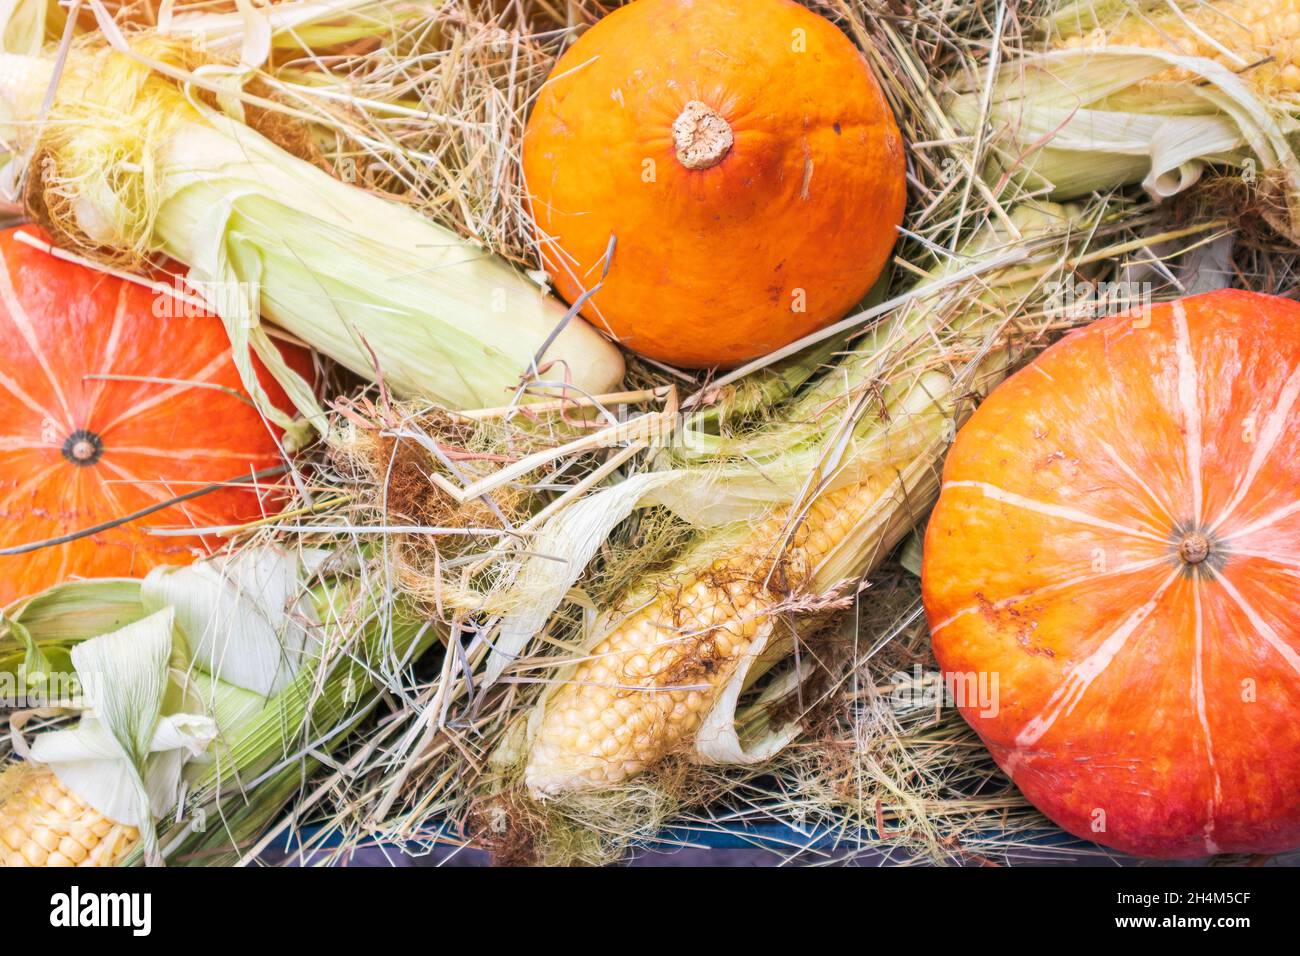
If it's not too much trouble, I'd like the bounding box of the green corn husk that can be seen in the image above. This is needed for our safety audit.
[670,201,1083,517]
[0,35,624,438]
[946,1,1300,239]
[0,546,438,866]
[683,278,897,434]
[1,0,398,61]
[155,577,433,866]
[165,0,410,59]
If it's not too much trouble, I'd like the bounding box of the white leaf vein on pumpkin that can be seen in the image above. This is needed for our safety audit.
[940,480,1168,543]
[1013,565,1181,751]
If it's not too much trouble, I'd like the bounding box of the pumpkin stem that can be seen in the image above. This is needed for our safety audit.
[1178,531,1211,565]
[672,101,733,171]
[62,429,103,467]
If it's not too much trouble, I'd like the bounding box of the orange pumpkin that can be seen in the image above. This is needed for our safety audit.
[923,289,1300,858]
[522,0,906,368]
[0,227,311,604]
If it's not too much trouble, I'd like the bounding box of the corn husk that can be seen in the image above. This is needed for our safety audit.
[0,0,52,56]
[2,0,394,63]
[1,544,436,865]
[14,608,217,864]
[140,547,331,697]
[161,0,405,65]
[946,6,1300,238]
[0,37,624,437]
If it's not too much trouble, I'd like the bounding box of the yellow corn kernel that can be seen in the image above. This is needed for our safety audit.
[1056,0,1300,94]
[525,480,873,796]
[0,765,138,867]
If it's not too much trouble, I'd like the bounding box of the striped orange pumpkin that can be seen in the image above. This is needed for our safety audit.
[923,289,1300,858]
[0,227,310,603]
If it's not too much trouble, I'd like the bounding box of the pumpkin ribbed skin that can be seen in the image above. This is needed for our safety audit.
[0,227,309,603]
[523,0,906,368]
[923,290,1300,858]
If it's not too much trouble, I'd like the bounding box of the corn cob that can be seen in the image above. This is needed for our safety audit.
[0,40,624,433]
[0,765,138,867]
[1054,1,1300,92]
[525,480,881,795]
[523,203,1079,797]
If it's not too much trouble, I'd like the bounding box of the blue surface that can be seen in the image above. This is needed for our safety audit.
[265,817,1117,865]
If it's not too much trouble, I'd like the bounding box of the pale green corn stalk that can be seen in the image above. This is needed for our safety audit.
[946,0,1300,237]
[0,40,624,436]
[519,202,1084,795]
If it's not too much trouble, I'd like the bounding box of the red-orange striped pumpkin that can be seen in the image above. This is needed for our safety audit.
[0,226,310,603]
[923,290,1300,858]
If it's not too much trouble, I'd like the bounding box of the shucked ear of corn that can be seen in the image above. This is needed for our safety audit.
[0,548,435,866]
[525,480,915,794]
[947,0,1300,239]
[523,202,1084,796]
[0,766,137,867]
